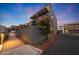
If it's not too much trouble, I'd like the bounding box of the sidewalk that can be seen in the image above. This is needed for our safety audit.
[2,37,25,52]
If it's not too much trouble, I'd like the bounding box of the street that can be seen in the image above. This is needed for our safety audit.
[42,33,79,55]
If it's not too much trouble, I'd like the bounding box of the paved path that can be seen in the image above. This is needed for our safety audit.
[1,31,25,52]
[1,45,43,55]
[2,38,25,52]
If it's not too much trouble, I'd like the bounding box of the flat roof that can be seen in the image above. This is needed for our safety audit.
[64,22,79,25]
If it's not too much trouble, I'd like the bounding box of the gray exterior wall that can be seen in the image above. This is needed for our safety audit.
[46,4,58,35]
[18,26,44,44]
[0,25,6,33]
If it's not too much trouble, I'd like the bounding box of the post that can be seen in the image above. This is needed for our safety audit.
[1,33,4,44]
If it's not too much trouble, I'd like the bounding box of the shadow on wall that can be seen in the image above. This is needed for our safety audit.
[18,26,44,44]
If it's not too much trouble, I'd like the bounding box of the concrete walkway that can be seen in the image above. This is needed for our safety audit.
[2,37,25,52]
[1,45,43,55]
[1,31,25,52]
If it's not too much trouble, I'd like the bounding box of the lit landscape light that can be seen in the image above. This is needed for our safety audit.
[65,29,69,33]
[0,44,3,51]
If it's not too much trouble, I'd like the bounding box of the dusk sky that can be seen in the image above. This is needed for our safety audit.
[0,3,79,27]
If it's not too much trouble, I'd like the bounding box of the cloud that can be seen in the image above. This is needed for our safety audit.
[57,5,75,18]
[12,4,23,11]
[0,13,27,19]
[23,7,37,17]
[0,14,13,19]
[24,7,33,13]
[56,4,77,26]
